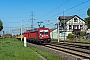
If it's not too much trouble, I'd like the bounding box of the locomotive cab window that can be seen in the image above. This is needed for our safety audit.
[40,30,48,34]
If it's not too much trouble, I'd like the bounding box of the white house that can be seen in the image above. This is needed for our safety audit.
[50,15,88,40]
[58,15,88,39]
[50,28,57,39]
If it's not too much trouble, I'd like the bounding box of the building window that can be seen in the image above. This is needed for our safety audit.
[73,25,78,29]
[69,25,71,29]
[74,18,78,22]
[80,25,82,29]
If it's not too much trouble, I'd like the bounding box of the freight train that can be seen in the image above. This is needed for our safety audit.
[23,28,51,44]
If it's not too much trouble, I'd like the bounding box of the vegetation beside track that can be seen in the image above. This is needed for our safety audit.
[0,38,64,60]
[52,39,90,44]
[0,38,42,60]
[27,44,64,60]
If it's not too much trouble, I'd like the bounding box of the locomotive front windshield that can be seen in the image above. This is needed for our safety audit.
[40,30,48,34]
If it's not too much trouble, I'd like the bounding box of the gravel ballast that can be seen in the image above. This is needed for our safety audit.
[28,43,89,60]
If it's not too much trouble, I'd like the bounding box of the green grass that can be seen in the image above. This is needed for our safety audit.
[0,38,64,60]
[0,38,42,60]
[28,45,64,60]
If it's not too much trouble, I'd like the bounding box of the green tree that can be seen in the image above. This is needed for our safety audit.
[0,19,3,31]
[87,8,90,16]
[85,8,90,28]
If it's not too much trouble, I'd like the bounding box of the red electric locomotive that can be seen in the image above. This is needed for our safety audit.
[23,28,51,44]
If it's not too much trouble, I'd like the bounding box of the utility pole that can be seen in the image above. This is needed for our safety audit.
[8,27,11,34]
[7,27,11,34]
[63,10,65,42]
[57,7,60,42]
[30,12,35,29]
[58,22,60,42]
[21,20,23,41]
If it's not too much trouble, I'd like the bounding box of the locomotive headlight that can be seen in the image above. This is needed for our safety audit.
[42,35,43,37]
[40,35,43,38]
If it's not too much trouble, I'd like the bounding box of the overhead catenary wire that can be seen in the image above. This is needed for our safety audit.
[37,0,71,20]
[38,0,70,27]
[44,0,90,20]
[42,0,90,28]
[3,22,20,23]
[36,0,90,23]
[67,5,90,15]
[65,0,90,12]
[78,14,87,17]
[3,0,90,33]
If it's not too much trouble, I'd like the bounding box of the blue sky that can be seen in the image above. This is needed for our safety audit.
[0,0,90,34]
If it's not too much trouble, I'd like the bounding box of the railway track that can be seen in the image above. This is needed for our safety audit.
[43,42,90,60]
[51,42,90,50]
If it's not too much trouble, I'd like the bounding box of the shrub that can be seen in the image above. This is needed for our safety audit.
[68,33,74,40]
